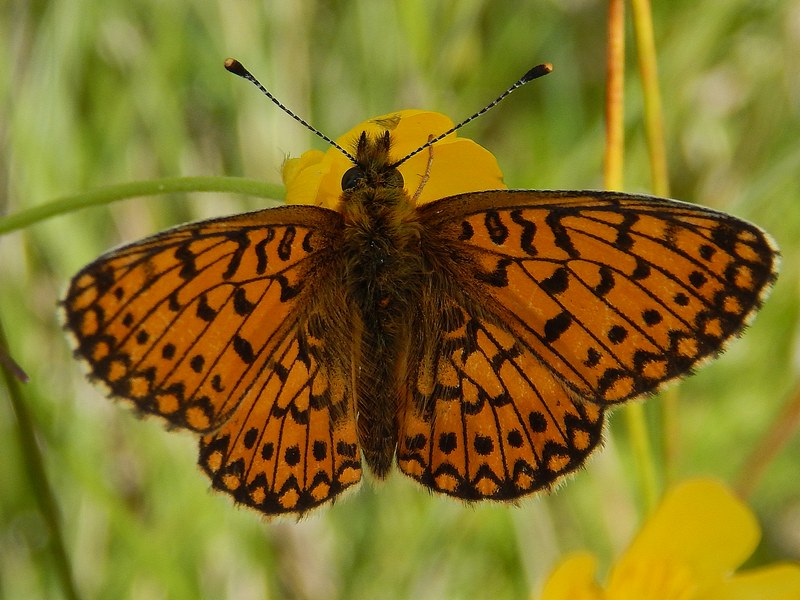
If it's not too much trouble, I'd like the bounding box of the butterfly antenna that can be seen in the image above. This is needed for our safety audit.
[389,63,553,169]
[224,58,358,164]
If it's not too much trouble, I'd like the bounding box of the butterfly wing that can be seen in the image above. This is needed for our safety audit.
[198,297,362,515]
[397,189,777,500]
[62,205,362,515]
[398,288,605,499]
[422,190,778,404]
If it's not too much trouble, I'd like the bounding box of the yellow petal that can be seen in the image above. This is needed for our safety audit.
[538,552,604,600]
[705,563,800,600]
[338,110,455,158]
[620,479,760,585]
[606,556,697,600]
[283,149,324,187]
[282,149,328,206]
[400,137,504,205]
[282,110,505,210]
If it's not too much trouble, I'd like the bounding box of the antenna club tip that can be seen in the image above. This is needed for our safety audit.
[522,63,553,83]
[224,58,248,77]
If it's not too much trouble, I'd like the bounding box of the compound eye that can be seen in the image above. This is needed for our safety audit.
[342,167,363,190]
[386,169,404,189]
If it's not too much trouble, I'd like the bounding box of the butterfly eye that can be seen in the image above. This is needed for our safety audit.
[386,169,404,189]
[342,167,364,190]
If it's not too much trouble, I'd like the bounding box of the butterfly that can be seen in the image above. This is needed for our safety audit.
[62,60,779,516]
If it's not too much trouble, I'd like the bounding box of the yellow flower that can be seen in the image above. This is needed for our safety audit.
[539,479,800,600]
[282,110,506,209]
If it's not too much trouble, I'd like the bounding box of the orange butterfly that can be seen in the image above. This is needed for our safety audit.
[62,60,778,516]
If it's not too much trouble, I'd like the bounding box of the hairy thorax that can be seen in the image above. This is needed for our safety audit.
[339,183,426,325]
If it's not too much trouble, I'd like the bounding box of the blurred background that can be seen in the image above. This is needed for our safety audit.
[2,1,798,598]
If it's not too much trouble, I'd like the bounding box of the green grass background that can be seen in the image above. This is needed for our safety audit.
[2,1,799,598]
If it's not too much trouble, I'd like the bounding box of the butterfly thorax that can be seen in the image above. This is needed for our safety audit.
[338,132,425,316]
[337,132,427,477]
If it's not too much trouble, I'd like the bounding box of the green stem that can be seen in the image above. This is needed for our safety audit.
[0,321,82,600]
[623,403,659,513]
[631,0,676,495]
[0,176,284,235]
[605,0,660,516]
[630,0,670,197]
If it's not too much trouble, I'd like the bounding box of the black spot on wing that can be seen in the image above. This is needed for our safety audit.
[277,227,296,261]
[222,230,250,279]
[484,211,509,245]
[543,312,572,343]
[545,209,579,258]
[510,210,537,255]
[475,258,511,287]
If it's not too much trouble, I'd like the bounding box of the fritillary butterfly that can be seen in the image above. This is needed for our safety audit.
[62,60,779,516]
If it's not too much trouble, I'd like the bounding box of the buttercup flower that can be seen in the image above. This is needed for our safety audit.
[282,110,506,209]
[538,478,800,600]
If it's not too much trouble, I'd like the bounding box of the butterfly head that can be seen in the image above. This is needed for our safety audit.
[341,131,404,194]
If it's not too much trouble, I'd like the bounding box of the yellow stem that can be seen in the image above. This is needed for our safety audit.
[604,0,626,191]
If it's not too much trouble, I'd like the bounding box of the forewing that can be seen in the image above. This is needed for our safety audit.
[419,190,778,404]
[397,292,604,500]
[63,205,362,515]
